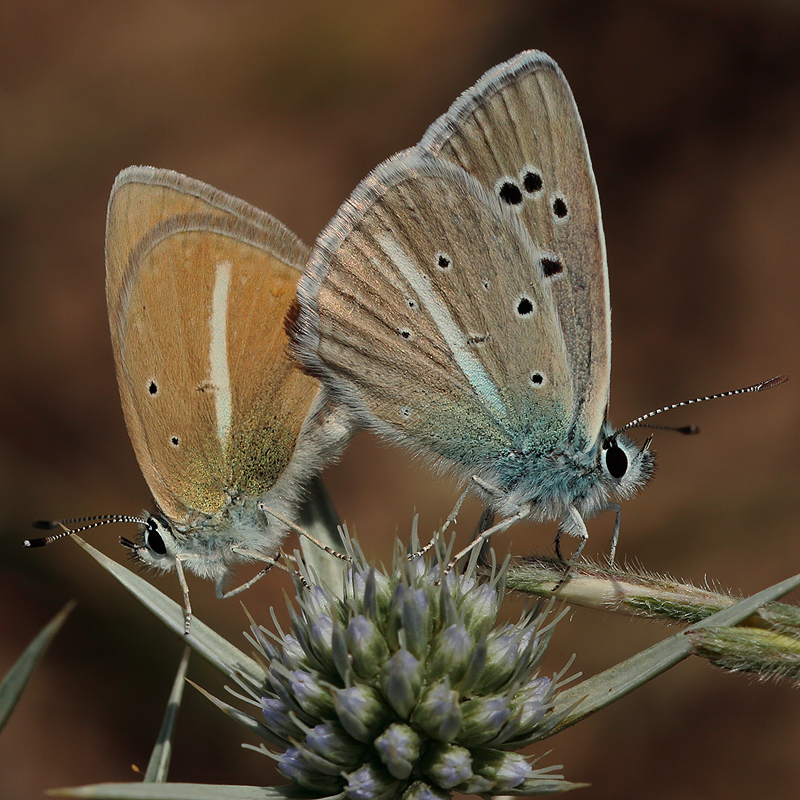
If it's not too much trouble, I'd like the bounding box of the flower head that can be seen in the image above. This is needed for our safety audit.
[252,536,573,797]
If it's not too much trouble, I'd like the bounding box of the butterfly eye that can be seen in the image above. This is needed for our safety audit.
[146,519,168,555]
[604,441,629,480]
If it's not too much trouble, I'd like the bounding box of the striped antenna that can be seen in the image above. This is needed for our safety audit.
[620,375,788,433]
[25,514,146,548]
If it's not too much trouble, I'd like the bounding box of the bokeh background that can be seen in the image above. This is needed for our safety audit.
[1,1,799,798]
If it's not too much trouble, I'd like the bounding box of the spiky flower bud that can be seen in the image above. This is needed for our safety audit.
[348,615,390,679]
[305,721,366,766]
[411,678,462,741]
[375,723,423,779]
[281,633,308,671]
[382,649,424,718]
[289,669,335,718]
[402,780,449,800]
[260,698,302,741]
[334,684,389,742]
[346,761,401,800]
[421,742,473,788]
[253,539,576,797]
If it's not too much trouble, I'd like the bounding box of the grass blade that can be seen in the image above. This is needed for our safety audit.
[297,477,348,592]
[0,600,75,731]
[49,783,339,799]
[71,536,265,686]
[549,571,800,732]
[144,645,191,782]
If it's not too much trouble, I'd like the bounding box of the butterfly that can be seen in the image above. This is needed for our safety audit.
[30,166,350,629]
[290,50,784,566]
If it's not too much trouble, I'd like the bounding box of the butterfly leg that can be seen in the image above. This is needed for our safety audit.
[260,504,351,564]
[218,556,281,599]
[553,506,589,589]
[468,476,510,559]
[174,557,193,635]
[473,506,496,566]
[411,485,470,560]
[446,503,530,572]
[605,502,622,565]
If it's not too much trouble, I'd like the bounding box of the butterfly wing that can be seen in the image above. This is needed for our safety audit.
[295,151,574,485]
[107,167,319,524]
[420,51,610,452]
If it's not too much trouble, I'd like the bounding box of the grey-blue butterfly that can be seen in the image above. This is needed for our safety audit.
[291,50,782,563]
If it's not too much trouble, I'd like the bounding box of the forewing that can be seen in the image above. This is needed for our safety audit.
[106,167,318,522]
[420,50,610,450]
[296,152,573,476]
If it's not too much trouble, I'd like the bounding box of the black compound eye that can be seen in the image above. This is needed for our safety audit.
[146,520,167,555]
[605,441,629,480]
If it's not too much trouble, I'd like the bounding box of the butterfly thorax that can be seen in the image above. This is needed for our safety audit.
[492,422,654,522]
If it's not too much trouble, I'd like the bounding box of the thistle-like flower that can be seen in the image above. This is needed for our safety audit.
[250,536,579,798]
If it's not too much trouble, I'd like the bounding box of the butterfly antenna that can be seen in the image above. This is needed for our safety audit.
[637,423,700,435]
[25,514,146,548]
[620,375,788,433]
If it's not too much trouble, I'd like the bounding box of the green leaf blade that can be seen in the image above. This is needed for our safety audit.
[49,783,341,799]
[71,537,265,687]
[144,646,192,782]
[0,600,75,732]
[549,571,800,733]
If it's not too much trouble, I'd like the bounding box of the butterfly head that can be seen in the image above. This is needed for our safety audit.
[121,510,243,588]
[121,495,291,590]
[598,426,655,501]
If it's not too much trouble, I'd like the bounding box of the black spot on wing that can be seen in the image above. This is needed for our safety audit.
[516,296,534,316]
[541,257,563,278]
[498,181,523,205]
[529,371,547,387]
[523,171,543,194]
[552,196,568,219]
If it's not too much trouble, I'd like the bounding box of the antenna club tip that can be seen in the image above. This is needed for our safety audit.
[32,520,58,530]
[24,538,47,548]
[681,425,701,435]
[758,375,789,391]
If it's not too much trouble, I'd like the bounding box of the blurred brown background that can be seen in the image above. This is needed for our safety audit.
[1,1,799,798]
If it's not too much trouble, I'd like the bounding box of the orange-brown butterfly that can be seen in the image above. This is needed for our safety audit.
[29,167,350,629]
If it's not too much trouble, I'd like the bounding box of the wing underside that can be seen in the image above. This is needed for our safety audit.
[300,154,575,474]
[107,168,319,522]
